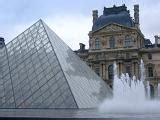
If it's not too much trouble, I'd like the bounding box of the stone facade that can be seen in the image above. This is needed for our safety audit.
[75,4,160,98]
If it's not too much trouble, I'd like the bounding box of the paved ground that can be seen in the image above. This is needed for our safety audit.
[0,109,160,119]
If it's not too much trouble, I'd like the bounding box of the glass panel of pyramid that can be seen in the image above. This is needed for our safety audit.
[0,20,112,108]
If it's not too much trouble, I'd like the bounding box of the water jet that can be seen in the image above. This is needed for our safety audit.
[99,60,160,113]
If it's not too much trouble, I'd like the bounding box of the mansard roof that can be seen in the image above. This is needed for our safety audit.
[92,4,135,31]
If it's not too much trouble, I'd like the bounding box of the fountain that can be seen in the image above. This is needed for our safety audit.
[99,60,160,113]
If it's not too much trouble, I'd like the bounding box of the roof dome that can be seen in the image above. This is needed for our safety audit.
[92,5,135,31]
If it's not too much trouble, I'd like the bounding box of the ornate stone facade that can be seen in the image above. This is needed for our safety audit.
[75,4,160,98]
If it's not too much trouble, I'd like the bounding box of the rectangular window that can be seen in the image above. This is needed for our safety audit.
[124,36,133,48]
[109,40,115,48]
[108,65,113,79]
[95,67,100,76]
[126,65,131,77]
[125,40,131,47]
[148,67,153,77]
[148,53,152,60]
[95,40,100,49]
[109,36,115,49]
[125,40,133,47]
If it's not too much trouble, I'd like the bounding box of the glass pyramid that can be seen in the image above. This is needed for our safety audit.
[0,20,112,108]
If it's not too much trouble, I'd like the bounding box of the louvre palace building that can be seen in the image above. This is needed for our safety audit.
[0,4,160,111]
[75,4,160,98]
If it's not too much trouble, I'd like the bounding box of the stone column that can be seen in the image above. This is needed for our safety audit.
[104,63,107,80]
[121,62,124,74]
[118,62,121,77]
[101,62,106,80]
[117,61,122,77]
[154,85,158,99]
[136,62,139,78]
[132,61,138,77]
[101,63,104,79]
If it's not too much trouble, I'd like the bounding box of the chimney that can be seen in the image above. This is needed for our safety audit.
[92,10,98,25]
[155,35,160,47]
[134,4,139,28]
[79,43,85,51]
[0,37,5,48]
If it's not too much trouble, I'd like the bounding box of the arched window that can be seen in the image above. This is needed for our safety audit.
[108,64,114,79]
[124,35,133,48]
[95,38,100,49]
[109,36,115,48]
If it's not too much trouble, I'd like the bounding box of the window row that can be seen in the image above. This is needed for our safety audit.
[94,63,155,79]
[94,35,134,49]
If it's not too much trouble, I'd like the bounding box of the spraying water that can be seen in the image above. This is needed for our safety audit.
[99,60,160,113]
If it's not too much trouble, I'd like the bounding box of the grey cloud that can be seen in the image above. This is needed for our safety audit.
[0,0,160,47]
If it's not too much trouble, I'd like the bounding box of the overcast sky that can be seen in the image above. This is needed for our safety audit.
[0,0,160,50]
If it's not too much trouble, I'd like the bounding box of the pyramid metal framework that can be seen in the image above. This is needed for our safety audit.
[0,20,111,108]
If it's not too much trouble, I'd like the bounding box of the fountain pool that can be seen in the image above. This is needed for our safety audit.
[99,60,160,114]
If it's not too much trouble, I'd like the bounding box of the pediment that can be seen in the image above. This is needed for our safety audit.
[104,24,122,32]
[94,23,134,34]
